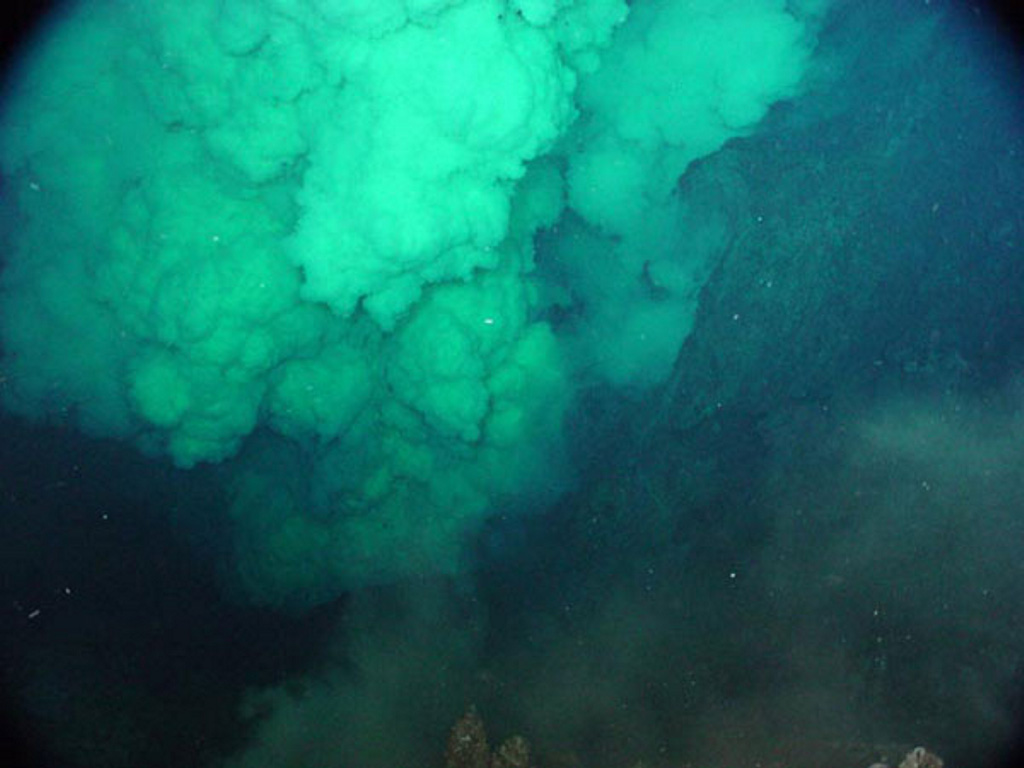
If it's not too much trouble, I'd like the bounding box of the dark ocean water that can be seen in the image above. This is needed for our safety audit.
[2,2,1024,768]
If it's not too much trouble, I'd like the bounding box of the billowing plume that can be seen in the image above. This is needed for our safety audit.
[0,0,822,608]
